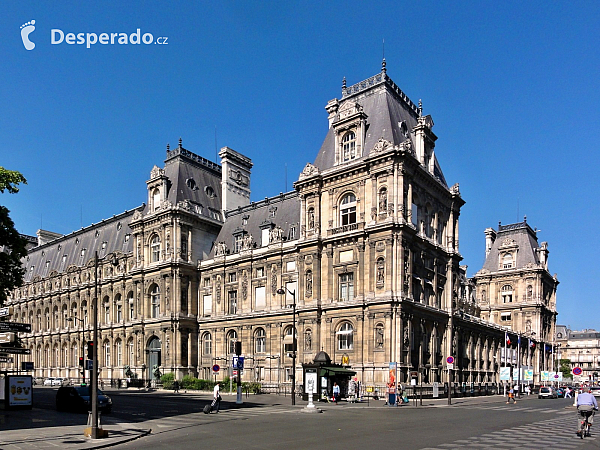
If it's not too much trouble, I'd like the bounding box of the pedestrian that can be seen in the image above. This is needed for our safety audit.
[507,386,517,404]
[213,381,221,413]
[566,386,572,398]
[525,385,531,396]
[333,382,340,404]
[173,379,179,393]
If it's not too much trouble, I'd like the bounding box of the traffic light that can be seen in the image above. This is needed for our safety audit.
[87,341,94,359]
[79,357,84,367]
[235,341,242,356]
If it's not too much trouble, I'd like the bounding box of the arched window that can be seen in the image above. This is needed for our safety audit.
[502,253,513,269]
[227,330,238,354]
[502,285,513,303]
[151,235,160,262]
[103,341,110,366]
[202,332,212,355]
[255,328,266,353]
[152,188,160,211]
[150,285,160,318]
[342,131,356,161]
[337,322,354,350]
[340,193,357,226]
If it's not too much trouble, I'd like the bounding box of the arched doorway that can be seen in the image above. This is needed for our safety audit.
[147,336,162,380]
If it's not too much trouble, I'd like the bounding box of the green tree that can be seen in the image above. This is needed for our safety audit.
[559,358,572,379]
[0,167,28,306]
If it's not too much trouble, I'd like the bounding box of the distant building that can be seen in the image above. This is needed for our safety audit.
[556,326,600,383]
[472,219,559,384]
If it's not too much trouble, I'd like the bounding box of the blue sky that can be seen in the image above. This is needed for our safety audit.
[2,1,599,331]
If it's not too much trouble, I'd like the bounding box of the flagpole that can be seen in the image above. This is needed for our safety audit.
[517,335,521,398]
[504,331,507,397]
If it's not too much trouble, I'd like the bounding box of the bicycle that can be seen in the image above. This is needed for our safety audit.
[579,409,595,439]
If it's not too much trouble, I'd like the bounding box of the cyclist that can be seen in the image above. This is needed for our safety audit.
[577,386,598,436]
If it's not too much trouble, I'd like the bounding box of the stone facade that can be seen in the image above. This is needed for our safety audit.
[5,67,541,388]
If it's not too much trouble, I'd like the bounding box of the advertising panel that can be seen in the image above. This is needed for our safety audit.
[7,376,32,407]
[500,367,511,381]
[524,369,533,381]
[541,371,549,381]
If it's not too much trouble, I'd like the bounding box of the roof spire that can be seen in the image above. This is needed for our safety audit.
[166,143,170,151]
[178,137,183,148]
[382,38,386,74]
[381,57,387,74]
[342,76,346,89]
[418,99,423,116]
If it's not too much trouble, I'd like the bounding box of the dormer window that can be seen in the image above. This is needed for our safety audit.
[502,253,513,269]
[342,131,356,161]
[153,189,161,211]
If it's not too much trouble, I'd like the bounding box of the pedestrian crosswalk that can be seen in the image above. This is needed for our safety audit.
[104,404,297,432]
[420,413,595,449]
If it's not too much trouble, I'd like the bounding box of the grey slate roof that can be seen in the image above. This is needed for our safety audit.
[312,70,447,187]
[481,220,542,272]
[163,146,223,220]
[208,191,300,257]
[21,206,142,281]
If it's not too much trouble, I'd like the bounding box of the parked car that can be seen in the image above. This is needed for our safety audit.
[44,377,56,386]
[539,387,558,399]
[56,385,112,413]
[557,387,565,397]
[590,387,600,398]
[52,377,66,386]
[32,377,44,385]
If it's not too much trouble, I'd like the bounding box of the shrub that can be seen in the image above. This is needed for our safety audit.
[161,372,175,390]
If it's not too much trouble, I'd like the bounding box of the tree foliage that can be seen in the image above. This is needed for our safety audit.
[559,358,572,379]
[0,167,28,306]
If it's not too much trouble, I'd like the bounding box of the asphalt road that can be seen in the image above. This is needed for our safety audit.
[31,388,598,450]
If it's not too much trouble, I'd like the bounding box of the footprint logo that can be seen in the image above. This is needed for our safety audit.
[20,20,36,50]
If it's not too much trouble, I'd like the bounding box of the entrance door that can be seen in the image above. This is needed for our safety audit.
[147,337,162,380]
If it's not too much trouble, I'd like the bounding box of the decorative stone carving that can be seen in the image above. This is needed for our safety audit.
[371,138,393,154]
[214,242,228,256]
[150,165,164,179]
[299,163,319,179]
[400,139,415,156]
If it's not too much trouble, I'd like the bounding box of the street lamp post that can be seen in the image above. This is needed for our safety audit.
[277,287,296,406]
[67,317,85,385]
[91,251,118,440]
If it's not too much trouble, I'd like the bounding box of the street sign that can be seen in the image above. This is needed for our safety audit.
[21,361,34,370]
[0,322,32,332]
[573,367,583,376]
[446,356,455,364]
[0,332,16,344]
[0,306,14,317]
[86,359,93,370]
[0,347,31,355]
[0,356,14,363]
[212,364,220,373]
[447,363,454,370]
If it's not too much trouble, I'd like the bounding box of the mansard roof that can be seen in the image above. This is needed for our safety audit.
[208,191,300,258]
[163,144,223,216]
[21,206,142,281]
[312,67,447,187]
[480,219,544,272]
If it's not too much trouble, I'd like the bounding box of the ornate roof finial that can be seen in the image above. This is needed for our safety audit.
[524,215,527,223]
[342,76,346,90]
[178,137,182,148]
[382,57,387,74]
[166,143,170,151]
[418,99,423,116]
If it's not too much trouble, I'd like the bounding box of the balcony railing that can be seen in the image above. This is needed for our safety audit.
[327,222,364,236]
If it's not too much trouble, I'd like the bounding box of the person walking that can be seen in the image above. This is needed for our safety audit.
[565,386,572,398]
[173,379,179,393]
[525,385,531,396]
[333,382,340,404]
[213,381,221,413]
[507,386,517,404]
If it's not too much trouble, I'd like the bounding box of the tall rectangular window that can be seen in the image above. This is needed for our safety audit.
[116,304,122,323]
[255,286,266,311]
[339,273,354,301]
[203,294,212,316]
[228,291,237,315]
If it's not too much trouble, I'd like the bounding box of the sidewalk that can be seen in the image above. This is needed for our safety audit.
[0,406,150,450]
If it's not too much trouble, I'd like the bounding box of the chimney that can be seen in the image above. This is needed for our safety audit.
[484,227,496,258]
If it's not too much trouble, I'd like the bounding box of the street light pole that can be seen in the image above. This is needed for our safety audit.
[91,251,99,439]
[277,287,296,406]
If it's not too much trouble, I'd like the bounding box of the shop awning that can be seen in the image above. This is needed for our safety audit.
[319,366,356,377]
